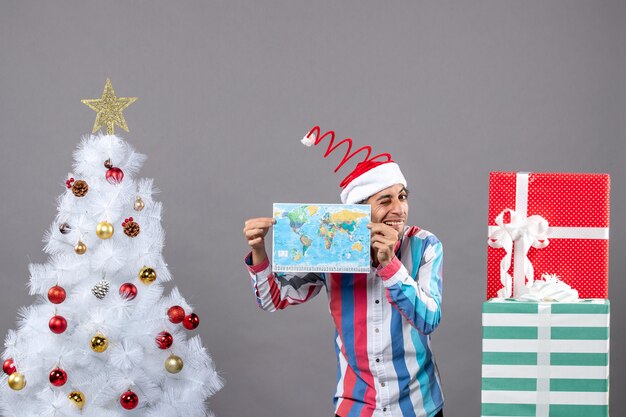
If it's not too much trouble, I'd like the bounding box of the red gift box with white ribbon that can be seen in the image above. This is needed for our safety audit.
[487,172,610,299]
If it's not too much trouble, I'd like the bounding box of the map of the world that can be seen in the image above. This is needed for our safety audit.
[272,203,371,273]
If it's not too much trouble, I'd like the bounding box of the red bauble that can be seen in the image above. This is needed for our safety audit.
[119,283,138,300]
[155,331,173,349]
[2,358,16,375]
[49,315,67,334]
[182,313,200,330]
[48,285,66,304]
[105,167,124,184]
[167,306,185,324]
[49,367,67,386]
[120,390,139,410]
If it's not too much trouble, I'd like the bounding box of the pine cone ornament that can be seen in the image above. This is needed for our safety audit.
[67,179,89,197]
[91,279,110,299]
[122,217,140,237]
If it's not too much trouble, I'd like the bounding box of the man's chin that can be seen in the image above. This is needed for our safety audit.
[394,224,405,233]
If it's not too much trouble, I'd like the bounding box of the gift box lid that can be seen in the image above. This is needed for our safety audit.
[487,172,611,300]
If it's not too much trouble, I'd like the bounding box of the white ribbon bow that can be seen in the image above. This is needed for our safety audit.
[517,273,579,302]
[488,209,550,298]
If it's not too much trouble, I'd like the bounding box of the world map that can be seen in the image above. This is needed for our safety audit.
[272,203,371,273]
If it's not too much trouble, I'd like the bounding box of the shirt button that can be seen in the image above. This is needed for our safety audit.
[376,358,380,363]
[374,328,380,333]
[381,382,386,387]
[375,299,380,304]
[383,407,387,412]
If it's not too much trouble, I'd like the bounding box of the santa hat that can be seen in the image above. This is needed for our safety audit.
[301,126,407,204]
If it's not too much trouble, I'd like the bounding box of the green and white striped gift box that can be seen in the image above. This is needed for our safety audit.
[481,299,610,417]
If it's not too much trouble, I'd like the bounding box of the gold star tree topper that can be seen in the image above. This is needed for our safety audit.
[82,79,138,135]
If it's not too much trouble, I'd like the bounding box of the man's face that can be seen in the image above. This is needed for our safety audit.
[366,184,409,234]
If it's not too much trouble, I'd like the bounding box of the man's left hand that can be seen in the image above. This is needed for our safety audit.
[367,223,400,267]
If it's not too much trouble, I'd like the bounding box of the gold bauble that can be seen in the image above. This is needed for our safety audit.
[96,221,114,239]
[134,196,145,211]
[139,266,157,285]
[74,241,87,255]
[164,354,184,374]
[90,333,109,353]
[68,391,86,409]
[8,372,26,391]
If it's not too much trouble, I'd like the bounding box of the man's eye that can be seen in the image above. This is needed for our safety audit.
[399,194,407,200]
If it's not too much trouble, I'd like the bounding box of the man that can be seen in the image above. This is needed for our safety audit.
[243,157,444,417]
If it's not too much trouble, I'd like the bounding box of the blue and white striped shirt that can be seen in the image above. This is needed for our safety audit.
[245,225,444,417]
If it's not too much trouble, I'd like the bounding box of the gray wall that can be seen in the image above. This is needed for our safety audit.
[1,1,624,416]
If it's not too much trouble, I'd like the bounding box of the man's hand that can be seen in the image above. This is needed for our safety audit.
[368,222,400,267]
[243,217,275,265]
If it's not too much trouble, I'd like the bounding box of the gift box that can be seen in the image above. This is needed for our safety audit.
[487,172,610,299]
[481,299,610,417]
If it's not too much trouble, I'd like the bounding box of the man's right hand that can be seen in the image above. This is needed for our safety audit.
[243,217,275,265]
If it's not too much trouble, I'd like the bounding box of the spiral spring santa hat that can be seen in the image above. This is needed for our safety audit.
[301,126,407,204]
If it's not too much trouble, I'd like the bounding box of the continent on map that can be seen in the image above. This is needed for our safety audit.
[329,209,368,234]
[318,220,336,250]
[300,234,313,255]
[351,242,363,252]
[285,205,310,232]
[282,206,316,260]
[318,209,367,251]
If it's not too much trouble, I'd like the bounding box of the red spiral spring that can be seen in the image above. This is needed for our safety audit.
[304,126,392,188]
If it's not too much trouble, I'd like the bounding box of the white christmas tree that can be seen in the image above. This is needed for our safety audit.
[0,81,222,417]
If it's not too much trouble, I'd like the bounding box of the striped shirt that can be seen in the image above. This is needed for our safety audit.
[245,226,444,417]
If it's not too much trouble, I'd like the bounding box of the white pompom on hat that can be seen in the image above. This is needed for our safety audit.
[302,126,407,204]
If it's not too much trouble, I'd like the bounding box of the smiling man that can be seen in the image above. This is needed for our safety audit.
[243,158,444,417]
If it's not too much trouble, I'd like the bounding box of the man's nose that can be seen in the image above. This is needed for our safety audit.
[389,198,403,214]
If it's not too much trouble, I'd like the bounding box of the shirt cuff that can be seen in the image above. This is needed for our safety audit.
[244,252,270,274]
[377,256,402,281]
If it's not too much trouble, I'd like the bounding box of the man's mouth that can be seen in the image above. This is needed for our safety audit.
[383,220,404,227]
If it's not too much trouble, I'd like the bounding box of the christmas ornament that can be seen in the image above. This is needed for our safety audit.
[183,313,200,330]
[122,217,140,237]
[48,285,66,304]
[92,279,110,299]
[8,372,26,391]
[74,240,87,255]
[139,266,157,285]
[165,354,184,374]
[106,167,124,184]
[59,222,71,234]
[49,367,68,387]
[90,333,109,353]
[68,179,89,197]
[2,358,16,375]
[155,331,173,349]
[120,390,139,410]
[167,306,185,324]
[49,315,67,334]
[119,283,138,300]
[96,220,114,239]
[81,78,138,135]
[68,391,86,410]
[134,196,145,211]
[104,159,113,169]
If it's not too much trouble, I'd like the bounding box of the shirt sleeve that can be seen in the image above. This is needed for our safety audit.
[377,236,443,335]
[245,252,325,312]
